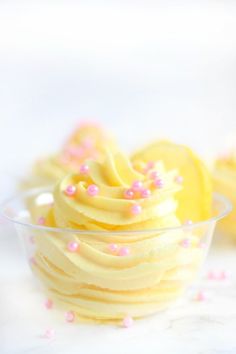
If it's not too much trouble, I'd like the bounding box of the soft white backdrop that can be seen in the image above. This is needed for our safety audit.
[1,3,236,353]
[0,0,236,177]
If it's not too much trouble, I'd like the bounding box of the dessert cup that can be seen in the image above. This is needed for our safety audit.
[1,188,231,324]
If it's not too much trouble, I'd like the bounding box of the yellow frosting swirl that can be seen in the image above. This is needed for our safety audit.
[32,151,204,323]
[23,122,117,189]
[213,151,236,237]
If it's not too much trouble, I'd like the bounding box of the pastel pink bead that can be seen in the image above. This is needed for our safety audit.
[175,175,183,184]
[153,178,164,188]
[37,216,45,225]
[108,243,118,253]
[64,185,77,197]
[124,189,134,199]
[199,242,207,249]
[150,170,160,180]
[122,315,134,328]
[82,137,94,149]
[184,219,193,225]
[180,238,190,248]
[67,241,79,252]
[131,180,143,191]
[87,184,99,196]
[29,257,36,265]
[131,204,142,215]
[196,291,207,302]
[43,328,55,339]
[218,270,229,280]
[80,164,89,174]
[140,188,151,198]
[65,311,75,323]
[118,247,130,256]
[207,271,217,280]
[146,161,155,170]
[44,299,53,309]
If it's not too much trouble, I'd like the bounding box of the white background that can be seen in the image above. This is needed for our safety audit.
[0,0,236,177]
[1,3,236,353]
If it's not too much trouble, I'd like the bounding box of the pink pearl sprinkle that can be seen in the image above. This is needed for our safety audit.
[184,219,193,226]
[80,164,89,174]
[67,241,79,252]
[122,315,134,328]
[124,189,134,199]
[64,185,77,197]
[146,161,155,170]
[175,175,183,184]
[65,311,75,323]
[207,271,217,280]
[82,137,94,149]
[29,257,36,265]
[118,247,130,257]
[180,238,191,248]
[44,299,53,309]
[153,178,164,189]
[140,188,151,198]
[108,243,118,253]
[150,170,160,180]
[199,242,207,249]
[218,270,229,280]
[131,180,143,192]
[131,204,142,215]
[196,290,207,302]
[87,184,99,196]
[37,216,45,225]
[43,328,55,339]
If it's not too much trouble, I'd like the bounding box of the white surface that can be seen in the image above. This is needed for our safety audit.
[1,220,236,354]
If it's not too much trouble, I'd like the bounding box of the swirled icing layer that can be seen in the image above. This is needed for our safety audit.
[23,122,117,188]
[213,151,236,236]
[32,151,204,323]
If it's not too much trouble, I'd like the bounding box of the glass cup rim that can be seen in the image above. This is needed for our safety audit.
[0,187,232,235]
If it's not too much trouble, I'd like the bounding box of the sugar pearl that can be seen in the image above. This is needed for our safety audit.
[131,180,143,192]
[65,311,75,323]
[150,171,160,180]
[180,238,190,248]
[184,219,193,226]
[122,315,134,328]
[146,161,155,170]
[37,216,45,225]
[196,290,207,302]
[124,189,134,199]
[64,185,77,197]
[43,328,55,339]
[118,247,130,256]
[87,184,99,196]
[108,243,118,253]
[207,271,217,280]
[175,175,183,184]
[67,241,79,252]
[80,164,89,174]
[130,204,142,215]
[140,188,151,198]
[44,299,53,309]
[153,178,164,188]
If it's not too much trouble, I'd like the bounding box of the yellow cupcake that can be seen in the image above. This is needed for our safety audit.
[131,140,212,223]
[213,150,236,238]
[22,122,117,189]
[31,150,204,323]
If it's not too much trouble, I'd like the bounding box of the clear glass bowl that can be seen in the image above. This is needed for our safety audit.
[0,188,232,324]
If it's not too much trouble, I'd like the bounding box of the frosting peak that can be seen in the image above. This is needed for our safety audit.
[49,151,182,231]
